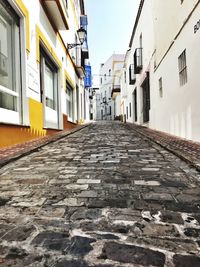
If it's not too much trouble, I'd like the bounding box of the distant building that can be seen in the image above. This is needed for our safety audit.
[99,54,125,120]
[123,0,200,142]
[89,88,101,121]
[0,0,89,148]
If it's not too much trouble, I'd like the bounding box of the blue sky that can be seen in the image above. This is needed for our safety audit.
[84,0,140,86]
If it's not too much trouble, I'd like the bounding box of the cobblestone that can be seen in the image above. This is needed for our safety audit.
[0,121,200,266]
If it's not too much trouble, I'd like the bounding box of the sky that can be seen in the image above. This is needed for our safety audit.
[84,0,140,87]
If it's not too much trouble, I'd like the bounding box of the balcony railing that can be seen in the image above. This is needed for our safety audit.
[134,48,143,74]
[129,64,136,85]
[0,52,8,76]
[111,85,120,97]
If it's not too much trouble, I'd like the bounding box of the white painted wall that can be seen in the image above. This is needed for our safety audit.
[99,54,125,120]
[151,2,200,141]
[125,0,154,125]
[125,0,200,142]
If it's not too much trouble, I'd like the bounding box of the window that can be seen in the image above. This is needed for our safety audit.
[178,50,187,86]
[0,1,21,123]
[40,48,58,110]
[40,47,59,128]
[100,77,102,84]
[158,77,163,97]
[126,106,128,119]
[129,102,131,117]
[140,34,143,48]
[134,33,143,74]
[129,64,136,84]
[124,71,127,83]
[66,81,73,119]
[133,89,137,122]
[134,48,143,74]
[109,69,111,76]
[104,74,106,80]
[109,106,112,115]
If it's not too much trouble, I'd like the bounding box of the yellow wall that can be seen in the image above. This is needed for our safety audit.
[29,98,46,135]
[0,98,58,148]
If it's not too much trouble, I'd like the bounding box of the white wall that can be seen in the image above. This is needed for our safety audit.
[99,54,124,120]
[125,0,200,142]
[125,0,154,124]
[151,2,200,141]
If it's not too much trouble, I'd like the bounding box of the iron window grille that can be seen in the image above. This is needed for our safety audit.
[134,48,143,74]
[178,50,187,86]
[158,77,163,97]
[129,64,136,85]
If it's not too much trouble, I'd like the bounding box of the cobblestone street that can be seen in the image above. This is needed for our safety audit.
[0,121,200,267]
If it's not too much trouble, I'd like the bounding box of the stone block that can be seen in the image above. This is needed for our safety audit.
[99,241,165,266]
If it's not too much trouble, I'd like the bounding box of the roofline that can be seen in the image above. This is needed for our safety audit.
[129,0,145,48]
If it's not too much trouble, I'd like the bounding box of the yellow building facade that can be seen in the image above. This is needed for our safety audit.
[0,0,88,148]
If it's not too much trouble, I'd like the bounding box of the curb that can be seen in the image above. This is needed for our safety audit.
[126,123,200,173]
[0,124,90,168]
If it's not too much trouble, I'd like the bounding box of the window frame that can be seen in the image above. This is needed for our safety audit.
[0,1,22,124]
[158,77,163,98]
[66,80,74,121]
[178,49,187,86]
[40,46,59,129]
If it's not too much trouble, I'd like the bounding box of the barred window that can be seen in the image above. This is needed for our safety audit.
[178,50,187,86]
[158,77,163,97]
[66,81,73,119]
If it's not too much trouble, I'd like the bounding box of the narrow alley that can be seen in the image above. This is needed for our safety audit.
[0,122,200,267]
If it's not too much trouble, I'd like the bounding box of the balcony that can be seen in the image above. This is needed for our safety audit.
[129,64,136,85]
[0,52,8,76]
[134,48,143,74]
[41,0,69,30]
[73,49,85,78]
[111,85,120,98]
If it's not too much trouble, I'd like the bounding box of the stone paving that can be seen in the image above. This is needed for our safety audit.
[0,124,88,167]
[0,121,200,267]
[127,123,200,172]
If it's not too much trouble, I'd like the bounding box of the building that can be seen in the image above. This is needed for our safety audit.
[99,54,125,120]
[123,0,200,142]
[89,87,101,121]
[0,0,89,148]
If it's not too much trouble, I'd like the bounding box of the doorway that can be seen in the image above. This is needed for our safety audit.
[141,72,150,123]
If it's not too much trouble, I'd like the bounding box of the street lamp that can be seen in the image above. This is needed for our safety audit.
[67,27,87,49]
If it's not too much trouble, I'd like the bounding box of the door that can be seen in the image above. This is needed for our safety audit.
[40,47,59,129]
[133,89,137,122]
[142,72,150,123]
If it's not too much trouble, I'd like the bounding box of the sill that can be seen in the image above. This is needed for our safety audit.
[43,127,61,131]
[0,122,30,128]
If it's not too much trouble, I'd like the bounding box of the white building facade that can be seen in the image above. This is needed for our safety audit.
[99,54,125,120]
[123,0,200,142]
